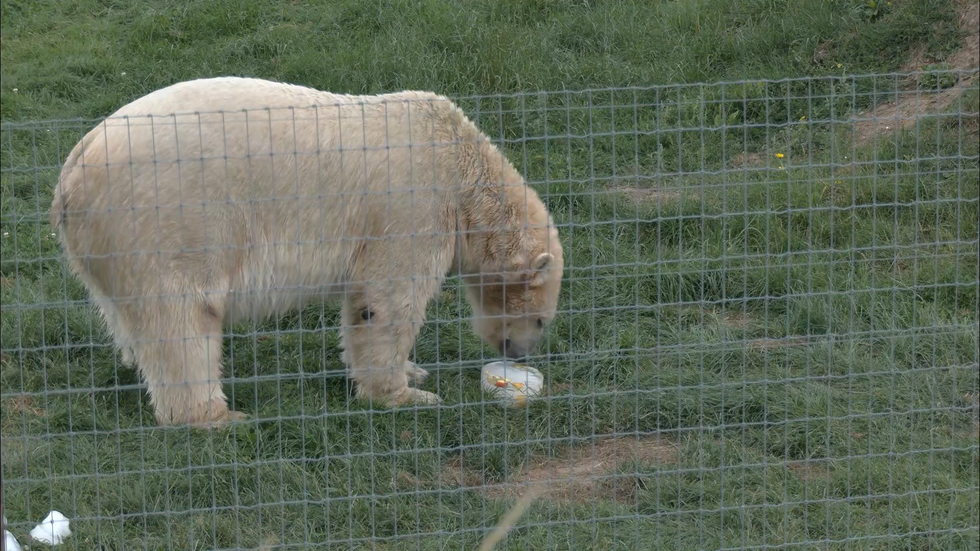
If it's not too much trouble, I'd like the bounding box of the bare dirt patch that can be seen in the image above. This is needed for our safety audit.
[852,78,977,145]
[901,44,933,74]
[722,311,754,329]
[611,166,681,205]
[732,2,979,164]
[443,435,677,504]
[729,152,766,168]
[616,186,679,205]
[2,395,43,417]
[852,1,979,145]
[947,2,980,71]
[787,460,831,482]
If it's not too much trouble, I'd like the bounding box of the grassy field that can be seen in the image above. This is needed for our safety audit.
[2,1,979,549]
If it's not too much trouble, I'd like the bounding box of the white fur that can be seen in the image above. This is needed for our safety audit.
[51,77,563,427]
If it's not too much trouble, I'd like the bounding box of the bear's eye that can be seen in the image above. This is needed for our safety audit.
[536,318,544,328]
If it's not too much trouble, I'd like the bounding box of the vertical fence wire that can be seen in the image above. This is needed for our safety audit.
[0,71,978,550]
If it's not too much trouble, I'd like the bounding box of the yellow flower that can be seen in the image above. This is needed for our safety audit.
[775,153,785,159]
[800,115,807,121]
[837,63,842,68]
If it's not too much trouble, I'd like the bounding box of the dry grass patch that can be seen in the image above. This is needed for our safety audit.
[443,435,677,504]
[853,1,979,145]
[786,459,833,482]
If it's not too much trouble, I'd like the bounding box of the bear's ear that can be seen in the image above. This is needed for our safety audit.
[532,252,554,272]
[527,252,555,287]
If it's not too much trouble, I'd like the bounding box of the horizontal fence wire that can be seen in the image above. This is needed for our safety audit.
[1,72,979,550]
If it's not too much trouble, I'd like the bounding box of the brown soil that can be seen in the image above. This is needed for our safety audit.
[852,1,979,144]
[617,187,678,205]
[2,395,43,417]
[787,460,831,482]
[947,2,980,71]
[443,435,677,504]
[732,1,978,167]
[722,311,754,329]
[730,152,766,168]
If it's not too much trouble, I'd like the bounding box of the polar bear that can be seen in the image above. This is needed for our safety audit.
[49,77,564,427]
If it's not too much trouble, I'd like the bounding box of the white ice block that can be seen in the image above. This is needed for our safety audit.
[29,511,71,545]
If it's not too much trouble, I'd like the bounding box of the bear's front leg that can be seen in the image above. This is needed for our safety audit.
[340,288,441,407]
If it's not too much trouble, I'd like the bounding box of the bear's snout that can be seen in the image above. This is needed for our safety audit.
[499,338,530,361]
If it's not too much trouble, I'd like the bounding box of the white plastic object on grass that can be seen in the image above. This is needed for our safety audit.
[5,529,23,551]
[481,361,544,406]
[29,511,71,545]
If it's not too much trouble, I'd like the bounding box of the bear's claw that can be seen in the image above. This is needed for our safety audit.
[170,406,247,429]
[391,387,442,407]
[404,362,430,385]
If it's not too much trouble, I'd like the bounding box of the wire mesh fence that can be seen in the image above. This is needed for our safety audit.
[1,71,978,550]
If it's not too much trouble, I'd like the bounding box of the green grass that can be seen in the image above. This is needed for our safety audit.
[0,0,967,121]
[2,1,979,549]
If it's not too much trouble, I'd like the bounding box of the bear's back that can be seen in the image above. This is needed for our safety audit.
[53,78,488,300]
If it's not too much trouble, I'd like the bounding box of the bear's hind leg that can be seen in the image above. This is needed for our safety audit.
[92,295,137,365]
[132,292,243,427]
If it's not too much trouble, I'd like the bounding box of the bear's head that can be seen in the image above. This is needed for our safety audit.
[455,142,565,360]
[464,249,563,361]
